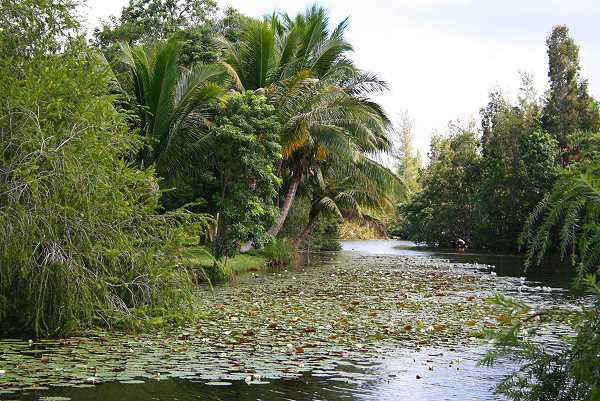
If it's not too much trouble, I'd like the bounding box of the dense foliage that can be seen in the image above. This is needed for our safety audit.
[542,26,600,150]
[93,0,246,66]
[401,120,481,246]
[483,160,600,401]
[0,0,198,335]
[202,91,281,258]
[399,26,599,251]
[1,0,398,335]
[5,8,600,401]
[222,6,396,243]
[118,39,226,176]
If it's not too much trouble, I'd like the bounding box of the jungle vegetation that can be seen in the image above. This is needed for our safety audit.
[1,1,599,399]
[392,24,600,401]
[398,26,600,251]
[0,0,399,335]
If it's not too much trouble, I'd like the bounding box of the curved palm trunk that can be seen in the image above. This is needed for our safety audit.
[267,173,301,237]
[292,211,320,248]
[240,172,301,253]
[292,201,322,248]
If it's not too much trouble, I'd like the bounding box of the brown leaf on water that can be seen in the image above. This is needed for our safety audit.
[496,314,512,326]
[433,324,446,332]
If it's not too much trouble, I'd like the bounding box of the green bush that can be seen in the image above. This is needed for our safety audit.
[0,0,198,335]
[261,239,298,267]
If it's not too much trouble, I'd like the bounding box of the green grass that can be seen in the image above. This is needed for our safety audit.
[181,246,267,282]
[260,238,298,266]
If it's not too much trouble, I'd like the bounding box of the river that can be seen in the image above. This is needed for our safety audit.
[0,240,577,401]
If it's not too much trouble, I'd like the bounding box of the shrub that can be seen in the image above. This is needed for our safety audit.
[261,239,297,267]
[0,0,199,335]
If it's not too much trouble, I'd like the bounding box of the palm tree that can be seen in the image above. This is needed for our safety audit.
[223,6,393,241]
[119,39,226,176]
[269,77,392,237]
[292,156,401,247]
[520,160,600,274]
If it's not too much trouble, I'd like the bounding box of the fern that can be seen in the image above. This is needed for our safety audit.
[520,160,600,278]
[488,159,600,401]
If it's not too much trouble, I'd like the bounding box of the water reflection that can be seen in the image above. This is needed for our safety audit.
[341,240,575,289]
[14,348,509,401]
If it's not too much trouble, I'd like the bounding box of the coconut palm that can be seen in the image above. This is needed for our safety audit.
[223,6,394,240]
[268,77,392,236]
[119,39,227,176]
[292,156,401,247]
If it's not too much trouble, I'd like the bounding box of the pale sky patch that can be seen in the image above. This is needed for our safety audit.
[83,0,600,158]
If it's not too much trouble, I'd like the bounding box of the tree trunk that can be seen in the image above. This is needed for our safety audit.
[239,172,301,253]
[292,201,321,248]
[292,212,320,248]
[267,172,301,237]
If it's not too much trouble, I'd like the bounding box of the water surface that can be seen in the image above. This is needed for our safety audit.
[341,240,575,289]
[1,240,575,401]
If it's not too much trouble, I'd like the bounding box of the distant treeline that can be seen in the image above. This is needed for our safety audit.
[395,26,600,251]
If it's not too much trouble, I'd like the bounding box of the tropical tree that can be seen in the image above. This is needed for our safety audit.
[96,0,219,45]
[542,26,600,151]
[484,159,600,401]
[222,6,393,241]
[93,0,248,66]
[198,91,282,259]
[402,120,482,247]
[476,77,559,250]
[269,76,392,236]
[292,157,400,247]
[520,160,600,276]
[118,39,226,177]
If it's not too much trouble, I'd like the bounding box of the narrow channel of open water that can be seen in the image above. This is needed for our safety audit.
[341,239,576,290]
[1,240,576,401]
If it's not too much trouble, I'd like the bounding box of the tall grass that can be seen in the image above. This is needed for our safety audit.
[261,239,298,267]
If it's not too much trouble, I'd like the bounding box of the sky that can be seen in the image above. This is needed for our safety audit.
[83,0,600,158]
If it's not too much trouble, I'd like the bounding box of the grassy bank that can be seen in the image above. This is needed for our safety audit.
[181,246,267,282]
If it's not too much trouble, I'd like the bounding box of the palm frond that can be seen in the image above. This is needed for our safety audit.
[520,161,600,276]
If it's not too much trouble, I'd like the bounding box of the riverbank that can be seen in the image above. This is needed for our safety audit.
[181,246,267,281]
[0,249,575,400]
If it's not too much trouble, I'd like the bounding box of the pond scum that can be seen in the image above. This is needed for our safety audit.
[0,254,572,399]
